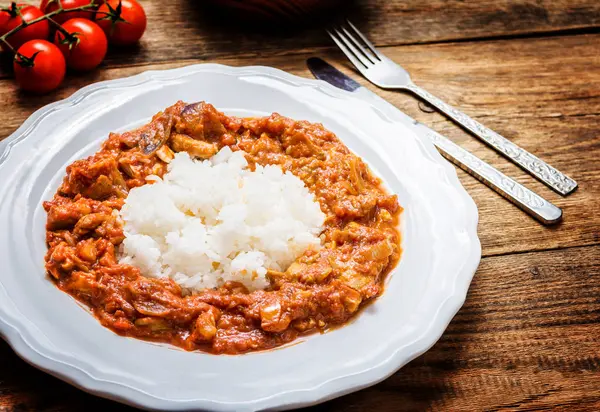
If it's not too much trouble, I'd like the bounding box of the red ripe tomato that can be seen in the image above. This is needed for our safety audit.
[14,39,66,93]
[54,18,107,71]
[0,10,8,29]
[42,0,94,24]
[96,0,146,46]
[0,4,50,52]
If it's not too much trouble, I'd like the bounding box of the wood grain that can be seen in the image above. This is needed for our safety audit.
[1,0,599,78]
[1,34,598,257]
[0,0,599,410]
[307,245,600,411]
[0,246,597,411]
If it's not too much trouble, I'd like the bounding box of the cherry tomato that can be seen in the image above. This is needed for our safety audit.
[0,10,9,30]
[54,18,107,71]
[96,0,146,46]
[42,0,94,24]
[14,39,66,93]
[0,4,50,52]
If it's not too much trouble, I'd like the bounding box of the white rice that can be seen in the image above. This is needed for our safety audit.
[118,147,325,292]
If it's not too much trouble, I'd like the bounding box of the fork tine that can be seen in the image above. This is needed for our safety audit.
[345,20,382,60]
[327,29,370,70]
[339,25,377,64]
[330,28,373,67]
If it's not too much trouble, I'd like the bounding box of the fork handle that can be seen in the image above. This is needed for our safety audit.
[404,83,577,196]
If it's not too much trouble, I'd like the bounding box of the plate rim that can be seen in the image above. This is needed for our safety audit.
[0,63,481,411]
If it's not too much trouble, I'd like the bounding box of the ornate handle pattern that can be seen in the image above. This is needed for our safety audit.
[405,83,577,196]
[420,125,563,225]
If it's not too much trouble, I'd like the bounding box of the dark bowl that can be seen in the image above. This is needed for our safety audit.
[204,0,346,21]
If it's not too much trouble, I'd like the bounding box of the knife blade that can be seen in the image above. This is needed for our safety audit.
[306,57,562,225]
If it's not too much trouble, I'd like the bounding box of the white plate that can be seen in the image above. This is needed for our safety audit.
[0,64,480,411]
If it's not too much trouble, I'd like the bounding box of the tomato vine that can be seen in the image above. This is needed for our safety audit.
[0,0,112,65]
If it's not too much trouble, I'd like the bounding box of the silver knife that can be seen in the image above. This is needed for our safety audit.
[307,57,562,225]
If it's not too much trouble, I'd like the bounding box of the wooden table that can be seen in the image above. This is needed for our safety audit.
[1,1,599,410]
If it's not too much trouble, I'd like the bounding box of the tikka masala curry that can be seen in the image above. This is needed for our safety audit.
[44,101,402,354]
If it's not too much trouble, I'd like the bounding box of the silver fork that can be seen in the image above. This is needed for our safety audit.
[328,21,577,196]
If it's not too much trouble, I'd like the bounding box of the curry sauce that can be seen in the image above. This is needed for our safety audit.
[44,101,402,354]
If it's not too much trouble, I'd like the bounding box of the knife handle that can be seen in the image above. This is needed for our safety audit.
[351,87,562,224]
[421,125,562,225]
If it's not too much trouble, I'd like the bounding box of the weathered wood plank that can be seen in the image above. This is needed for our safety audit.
[0,245,597,411]
[1,34,598,257]
[308,244,600,411]
[369,34,600,257]
[1,0,599,78]
[1,1,599,411]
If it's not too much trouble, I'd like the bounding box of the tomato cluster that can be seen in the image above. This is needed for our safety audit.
[0,0,147,93]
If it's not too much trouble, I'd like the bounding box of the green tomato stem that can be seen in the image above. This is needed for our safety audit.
[0,1,111,49]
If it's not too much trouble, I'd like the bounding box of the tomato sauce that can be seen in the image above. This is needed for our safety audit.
[44,101,402,354]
